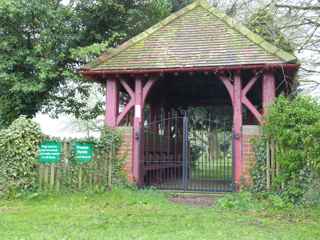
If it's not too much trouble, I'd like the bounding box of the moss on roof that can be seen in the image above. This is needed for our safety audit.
[84,0,297,72]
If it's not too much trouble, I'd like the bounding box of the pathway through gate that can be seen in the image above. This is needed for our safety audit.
[143,114,234,192]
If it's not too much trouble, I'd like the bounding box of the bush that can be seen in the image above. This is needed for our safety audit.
[301,173,320,206]
[0,116,42,196]
[252,96,320,204]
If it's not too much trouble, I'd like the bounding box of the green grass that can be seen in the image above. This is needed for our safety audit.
[0,189,320,240]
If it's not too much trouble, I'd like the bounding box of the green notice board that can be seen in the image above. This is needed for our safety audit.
[74,143,94,164]
[39,141,62,164]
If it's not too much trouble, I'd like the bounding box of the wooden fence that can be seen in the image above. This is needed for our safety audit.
[266,140,278,190]
[38,141,115,191]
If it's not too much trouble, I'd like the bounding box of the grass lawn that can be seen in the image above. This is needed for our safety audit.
[0,188,320,240]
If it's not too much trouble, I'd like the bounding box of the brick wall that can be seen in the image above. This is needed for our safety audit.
[241,125,261,187]
[117,127,134,182]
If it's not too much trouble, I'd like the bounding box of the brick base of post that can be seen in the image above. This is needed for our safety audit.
[117,127,134,183]
[241,125,261,187]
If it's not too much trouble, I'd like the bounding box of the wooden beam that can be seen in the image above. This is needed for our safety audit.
[120,80,134,99]
[143,78,157,103]
[263,71,276,115]
[220,76,234,104]
[105,79,119,128]
[242,75,258,96]
[133,78,143,186]
[117,80,135,125]
[242,97,262,124]
[241,75,262,124]
[117,100,134,126]
[233,73,243,190]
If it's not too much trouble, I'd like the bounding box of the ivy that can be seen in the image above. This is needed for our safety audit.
[252,96,320,204]
[0,116,42,196]
[251,138,268,193]
[0,118,125,196]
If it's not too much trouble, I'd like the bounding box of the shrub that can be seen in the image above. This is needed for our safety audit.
[0,116,42,196]
[252,96,320,204]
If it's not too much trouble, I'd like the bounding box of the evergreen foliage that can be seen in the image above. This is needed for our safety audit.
[0,116,42,196]
[252,96,320,204]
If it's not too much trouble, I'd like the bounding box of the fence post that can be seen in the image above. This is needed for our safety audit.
[39,164,43,190]
[78,166,82,189]
[108,143,113,189]
[266,141,270,190]
[50,164,55,190]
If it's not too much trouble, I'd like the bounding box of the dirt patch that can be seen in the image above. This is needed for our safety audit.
[169,195,220,207]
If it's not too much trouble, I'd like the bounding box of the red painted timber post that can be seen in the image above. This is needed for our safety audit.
[262,71,276,115]
[233,73,243,190]
[133,78,143,186]
[105,79,119,128]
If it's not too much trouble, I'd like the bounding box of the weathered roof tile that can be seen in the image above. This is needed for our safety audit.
[85,0,297,72]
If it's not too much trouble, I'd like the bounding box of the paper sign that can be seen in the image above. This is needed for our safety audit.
[135,105,141,118]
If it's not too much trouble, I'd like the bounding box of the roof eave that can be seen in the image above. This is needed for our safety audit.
[80,63,300,77]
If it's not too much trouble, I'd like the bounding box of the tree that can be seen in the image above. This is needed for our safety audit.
[0,0,173,126]
[0,0,77,127]
[246,8,295,54]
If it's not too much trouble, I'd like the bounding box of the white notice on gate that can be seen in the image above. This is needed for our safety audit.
[135,105,141,118]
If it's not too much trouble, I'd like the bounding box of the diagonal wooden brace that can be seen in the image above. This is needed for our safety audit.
[220,74,262,124]
[117,80,135,126]
[143,78,157,104]
[116,78,157,126]
[241,75,262,124]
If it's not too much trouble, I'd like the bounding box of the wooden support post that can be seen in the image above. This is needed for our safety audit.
[262,72,276,115]
[133,78,143,186]
[105,79,119,128]
[233,73,243,190]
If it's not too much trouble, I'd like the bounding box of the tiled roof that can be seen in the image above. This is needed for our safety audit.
[84,0,297,72]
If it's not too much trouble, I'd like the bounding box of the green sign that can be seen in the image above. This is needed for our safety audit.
[39,141,62,164]
[74,143,94,164]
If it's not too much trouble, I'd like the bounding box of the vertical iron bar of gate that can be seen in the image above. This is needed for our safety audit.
[182,114,189,191]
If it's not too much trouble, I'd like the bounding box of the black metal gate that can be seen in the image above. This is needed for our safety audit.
[143,114,234,192]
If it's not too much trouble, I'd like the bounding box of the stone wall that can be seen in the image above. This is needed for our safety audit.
[241,125,261,187]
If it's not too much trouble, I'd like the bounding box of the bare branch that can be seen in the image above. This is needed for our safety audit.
[275,4,320,11]
[300,67,320,74]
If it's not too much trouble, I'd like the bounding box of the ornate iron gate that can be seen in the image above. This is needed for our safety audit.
[143,114,234,192]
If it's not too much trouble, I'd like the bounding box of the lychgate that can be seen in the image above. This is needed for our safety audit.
[81,0,299,191]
